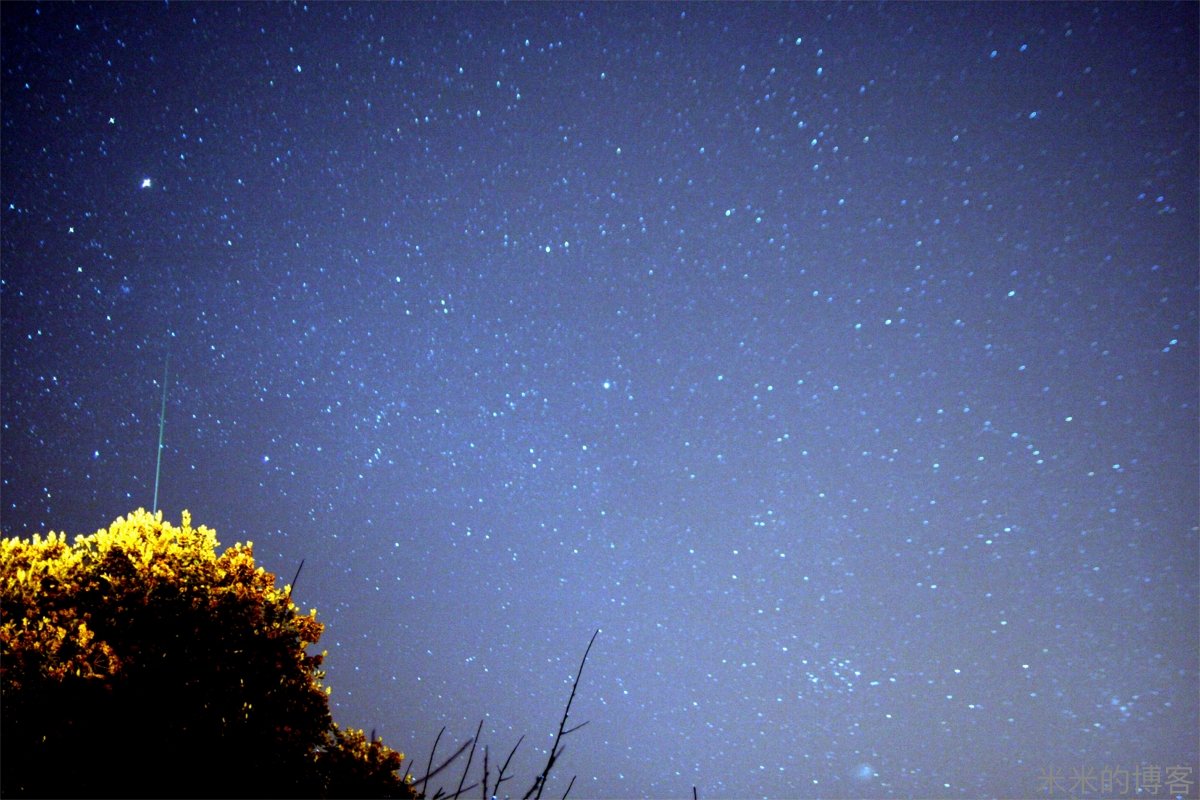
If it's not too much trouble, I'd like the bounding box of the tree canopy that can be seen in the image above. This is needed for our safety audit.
[0,508,417,799]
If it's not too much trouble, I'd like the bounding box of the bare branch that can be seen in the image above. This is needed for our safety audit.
[413,734,474,790]
[521,775,543,800]
[561,720,590,736]
[527,629,599,800]
[418,727,445,790]
[451,720,484,799]
[286,558,304,603]
[494,734,524,796]
[481,746,490,800]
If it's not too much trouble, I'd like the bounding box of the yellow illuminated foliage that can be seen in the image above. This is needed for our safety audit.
[0,509,416,799]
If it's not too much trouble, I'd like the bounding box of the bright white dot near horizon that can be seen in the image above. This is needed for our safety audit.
[141,177,152,188]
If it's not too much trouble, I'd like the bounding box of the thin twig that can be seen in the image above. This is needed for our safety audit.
[286,558,305,602]
[522,776,542,800]
[481,746,490,800]
[494,735,524,797]
[526,629,599,800]
[418,727,445,790]
[415,737,474,790]
[560,775,576,800]
[452,720,483,799]
[561,721,589,736]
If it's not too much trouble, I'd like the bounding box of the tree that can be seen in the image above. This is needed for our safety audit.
[0,508,417,799]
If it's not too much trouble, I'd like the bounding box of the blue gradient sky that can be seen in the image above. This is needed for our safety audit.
[2,3,1197,797]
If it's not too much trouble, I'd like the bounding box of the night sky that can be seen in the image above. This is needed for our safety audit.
[2,3,1197,798]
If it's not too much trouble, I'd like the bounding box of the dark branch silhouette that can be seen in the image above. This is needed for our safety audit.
[481,746,490,800]
[286,558,305,602]
[524,629,599,800]
[413,729,474,791]
[451,720,484,799]
[416,632,599,800]
[492,734,524,798]
[420,727,445,791]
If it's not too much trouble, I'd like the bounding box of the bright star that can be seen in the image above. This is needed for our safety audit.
[141,177,153,189]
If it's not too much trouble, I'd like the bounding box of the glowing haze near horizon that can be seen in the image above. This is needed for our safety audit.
[2,3,1197,798]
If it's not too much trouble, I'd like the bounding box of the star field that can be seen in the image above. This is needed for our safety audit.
[2,3,1197,798]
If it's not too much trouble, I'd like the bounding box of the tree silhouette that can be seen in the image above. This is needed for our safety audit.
[0,509,416,799]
